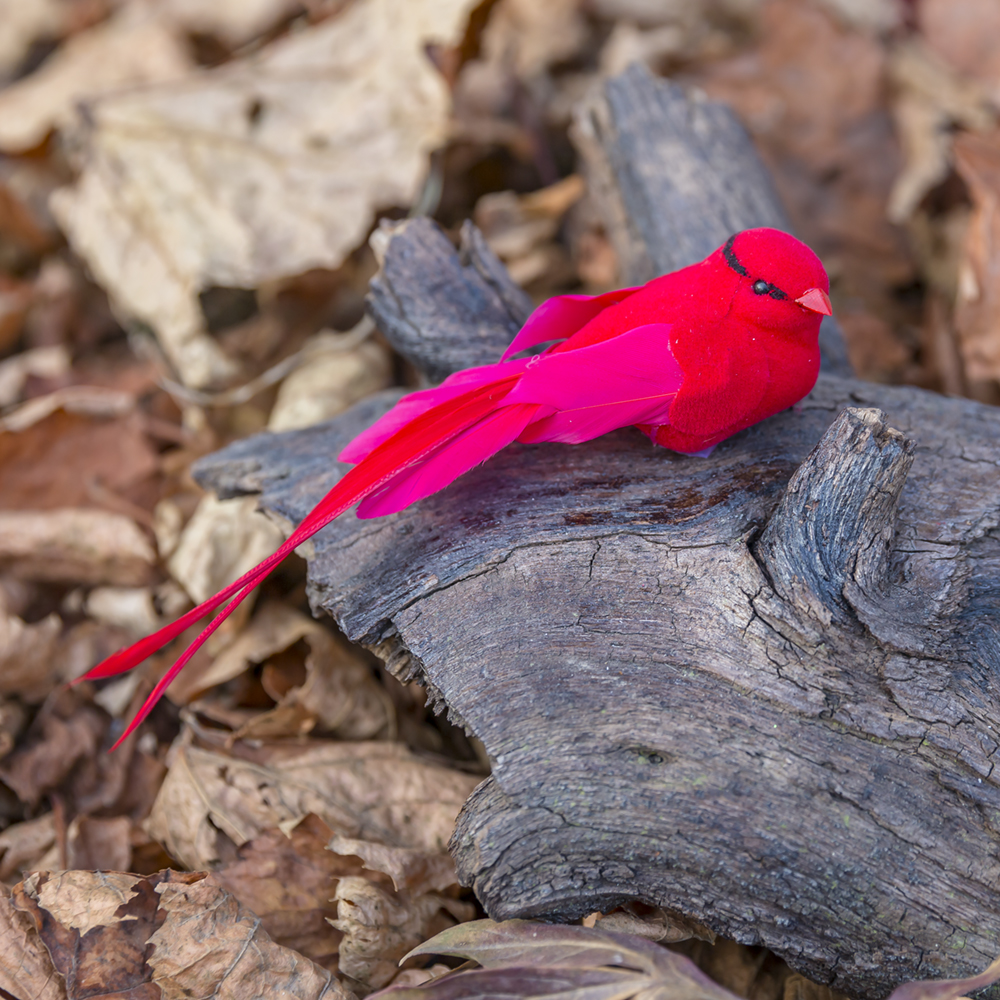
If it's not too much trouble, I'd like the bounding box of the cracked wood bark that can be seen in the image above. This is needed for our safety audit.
[192,69,1000,999]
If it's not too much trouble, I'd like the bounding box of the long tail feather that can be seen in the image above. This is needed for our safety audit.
[86,375,520,744]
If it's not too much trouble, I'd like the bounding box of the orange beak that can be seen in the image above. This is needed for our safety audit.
[795,287,833,316]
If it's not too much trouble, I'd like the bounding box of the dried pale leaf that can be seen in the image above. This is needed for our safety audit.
[167,494,286,605]
[0,2,193,153]
[953,131,1000,383]
[268,336,392,432]
[886,955,1000,1000]
[333,877,474,989]
[211,815,364,970]
[783,973,842,1000]
[0,813,56,882]
[0,890,66,1000]
[151,873,355,999]
[0,509,155,586]
[599,22,688,78]
[26,869,144,936]
[51,0,478,387]
[160,0,304,48]
[0,592,61,702]
[145,740,480,869]
[0,0,65,78]
[329,835,459,894]
[84,585,161,637]
[482,0,588,77]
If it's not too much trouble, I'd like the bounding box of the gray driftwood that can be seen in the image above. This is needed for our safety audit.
[193,68,1000,997]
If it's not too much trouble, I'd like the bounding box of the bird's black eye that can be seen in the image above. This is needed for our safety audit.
[752,279,769,295]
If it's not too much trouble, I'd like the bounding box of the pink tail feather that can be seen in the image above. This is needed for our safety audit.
[85,375,521,747]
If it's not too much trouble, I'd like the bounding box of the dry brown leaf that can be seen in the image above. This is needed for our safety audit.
[268,334,392,432]
[953,130,1000,386]
[0,813,57,882]
[0,590,62,702]
[64,815,133,872]
[0,688,108,809]
[0,888,66,1000]
[333,876,474,989]
[167,493,286,605]
[328,835,460,895]
[0,2,193,153]
[212,814,369,971]
[0,508,155,586]
[151,871,357,999]
[146,739,481,869]
[0,409,158,512]
[0,385,135,433]
[51,0,478,387]
[12,868,356,999]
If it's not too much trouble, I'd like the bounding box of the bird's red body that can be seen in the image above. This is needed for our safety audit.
[82,227,832,745]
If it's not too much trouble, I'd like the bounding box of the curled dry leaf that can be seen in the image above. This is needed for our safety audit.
[372,919,743,1000]
[0,889,65,1000]
[146,739,481,870]
[167,493,286,605]
[268,335,393,433]
[329,835,460,896]
[473,176,585,288]
[919,0,1000,100]
[211,814,368,972]
[0,813,57,882]
[0,2,193,153]
[953,130,1000,387]
[50,0,479,387]
[333,877,475,989]
[64,815,133,873]
[481,0,588,78]
[11,868,356,1000]
[0,509,155,586]
[168,600,392,739]
[592,904,717,945]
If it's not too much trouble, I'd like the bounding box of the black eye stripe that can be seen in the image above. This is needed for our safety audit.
[723,234,749,277]
[752,278,789,300]
[725,236,789,299]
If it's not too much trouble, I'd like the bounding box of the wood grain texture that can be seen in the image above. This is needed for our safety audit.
[192,68,1000,998]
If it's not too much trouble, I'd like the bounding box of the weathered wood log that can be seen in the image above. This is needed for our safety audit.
[192,68,1000,998]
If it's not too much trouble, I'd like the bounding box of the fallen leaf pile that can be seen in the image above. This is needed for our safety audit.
[1,0,1000,996]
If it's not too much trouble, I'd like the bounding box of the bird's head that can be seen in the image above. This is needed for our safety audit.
[721,228,831,334]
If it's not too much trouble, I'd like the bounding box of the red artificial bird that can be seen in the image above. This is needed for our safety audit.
[84,227,832,747]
